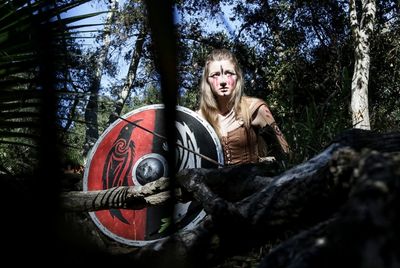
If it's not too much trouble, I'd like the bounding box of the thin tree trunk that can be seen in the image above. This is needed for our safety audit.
[108,29,146,124]
[349,0,376,130]
[83,0,119,156]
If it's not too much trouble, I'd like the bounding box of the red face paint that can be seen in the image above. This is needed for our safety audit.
[207,60,237,99]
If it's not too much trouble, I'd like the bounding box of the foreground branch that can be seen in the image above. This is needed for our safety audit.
[60,177,172,211]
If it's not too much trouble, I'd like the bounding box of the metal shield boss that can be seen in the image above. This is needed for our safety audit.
[83,104,224,246]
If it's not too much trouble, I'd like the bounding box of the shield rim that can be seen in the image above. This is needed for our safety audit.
[83,104,224,246]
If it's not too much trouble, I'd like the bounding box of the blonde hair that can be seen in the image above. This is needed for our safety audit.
[199,49,250,137]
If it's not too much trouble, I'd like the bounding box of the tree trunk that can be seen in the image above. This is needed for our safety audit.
[83,0,119,156]
[107,29,146,125]
[349,0,376,130]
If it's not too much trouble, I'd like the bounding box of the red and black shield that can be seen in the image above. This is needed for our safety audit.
[83,104,223,246]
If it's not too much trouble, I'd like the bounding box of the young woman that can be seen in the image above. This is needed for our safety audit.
[197,48,290,166]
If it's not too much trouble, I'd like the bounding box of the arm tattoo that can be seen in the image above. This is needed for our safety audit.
[270,122,283,136]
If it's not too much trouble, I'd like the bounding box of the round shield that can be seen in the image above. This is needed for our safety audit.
[83,104,224,246]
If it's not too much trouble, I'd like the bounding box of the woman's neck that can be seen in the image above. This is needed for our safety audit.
[217,97,231,115]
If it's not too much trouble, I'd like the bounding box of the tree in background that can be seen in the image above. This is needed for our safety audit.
[349,0,376,130]
[3,0,394,174]
[56,0,400,168]
[83,0,118,156]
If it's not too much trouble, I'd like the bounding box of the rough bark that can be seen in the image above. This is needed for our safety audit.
[60,177,171,212]
[259,150,400,268]
[349,0,376,129]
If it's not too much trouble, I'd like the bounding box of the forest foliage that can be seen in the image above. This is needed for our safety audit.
[0,0,398,235]
[1,0,399,177]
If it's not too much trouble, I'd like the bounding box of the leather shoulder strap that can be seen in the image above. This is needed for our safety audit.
[247,97,267,118]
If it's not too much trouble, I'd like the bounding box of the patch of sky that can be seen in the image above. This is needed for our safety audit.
[60,1,109,47]
[174,2,241,39]
[61,1,248,101]
[61,1,131,98]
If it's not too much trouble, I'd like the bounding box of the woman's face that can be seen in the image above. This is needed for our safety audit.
[207,60,237,100]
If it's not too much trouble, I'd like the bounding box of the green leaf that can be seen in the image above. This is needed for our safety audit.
[158,217,172,234]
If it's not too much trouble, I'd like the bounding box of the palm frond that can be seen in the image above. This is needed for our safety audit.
[0,0,102,175]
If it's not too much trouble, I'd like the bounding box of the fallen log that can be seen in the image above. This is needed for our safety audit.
[259,150,400,268]
[59,129,400,267]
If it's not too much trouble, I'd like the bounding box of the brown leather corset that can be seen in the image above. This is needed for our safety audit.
[221,126,259,165]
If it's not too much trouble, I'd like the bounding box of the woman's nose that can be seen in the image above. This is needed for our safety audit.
[220,75,227,87]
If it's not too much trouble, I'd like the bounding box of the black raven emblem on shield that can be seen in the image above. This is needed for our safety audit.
[102,120,141,224]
